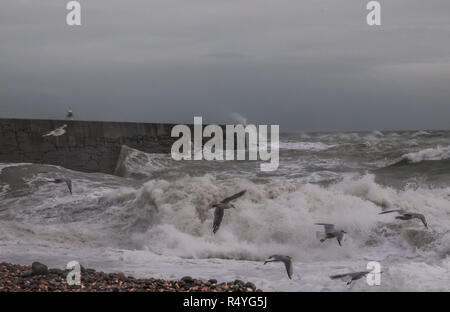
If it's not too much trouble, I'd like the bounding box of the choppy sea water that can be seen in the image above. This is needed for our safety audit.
[0,130,449,291]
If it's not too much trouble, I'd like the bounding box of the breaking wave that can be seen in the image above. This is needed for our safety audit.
[114,145,173,178]
[279,142,336,151]
[399,145,450,164]
[1,164,448,263]
[1,130,449,291]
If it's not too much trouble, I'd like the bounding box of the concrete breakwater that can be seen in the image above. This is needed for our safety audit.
[0,118,185,174]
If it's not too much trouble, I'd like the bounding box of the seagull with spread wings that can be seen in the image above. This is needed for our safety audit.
[264,255,293,279]
[315,223,347,246]
[210,190,246,234]
[379,210,428,228]
[330,271,371,285]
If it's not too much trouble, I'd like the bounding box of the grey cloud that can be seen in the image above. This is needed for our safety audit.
[0,0,449,131]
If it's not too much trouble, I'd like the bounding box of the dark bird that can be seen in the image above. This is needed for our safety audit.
[330,271,371,285]
[315,223,347,246]
[45,178,72,195]
[211,190,246,234]
[379,210,428,228]
[264,255,293,279]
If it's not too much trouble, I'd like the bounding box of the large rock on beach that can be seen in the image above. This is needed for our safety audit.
[31,262,48,276]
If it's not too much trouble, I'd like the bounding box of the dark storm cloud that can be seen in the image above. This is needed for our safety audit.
[0,0,449,131]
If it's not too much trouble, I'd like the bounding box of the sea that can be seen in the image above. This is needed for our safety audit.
[0,130,449,291]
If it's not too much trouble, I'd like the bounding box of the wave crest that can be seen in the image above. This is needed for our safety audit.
[401,145,450,163]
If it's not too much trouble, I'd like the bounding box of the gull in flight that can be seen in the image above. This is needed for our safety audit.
[42,125,67,137]
[315,223,347,246]
[210,190,246,234]
[330,271,371,285]
[379,210,428,228]
[45,178,72,195]
[264,255,293,279]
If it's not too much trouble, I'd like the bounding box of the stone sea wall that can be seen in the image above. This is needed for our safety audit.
[0,118,183,174]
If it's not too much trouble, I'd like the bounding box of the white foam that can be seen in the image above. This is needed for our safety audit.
[0,162,31,174]
[279,142,336,151]
[87,174,448,263]
[401,145,450,163]
[411,130,431,138]
[1,164,449,291]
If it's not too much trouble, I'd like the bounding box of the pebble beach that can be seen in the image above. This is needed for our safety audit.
[0,262,262,292]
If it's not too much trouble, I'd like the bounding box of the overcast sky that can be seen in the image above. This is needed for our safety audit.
[0,0,449,131]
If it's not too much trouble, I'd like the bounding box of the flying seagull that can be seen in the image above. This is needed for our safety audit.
[210,190,246,234]
[315,223,347,246]
[330,271,371,285]
[45,178,72,195]
[42,125,67,137]
[264,255,293,279]
[379,210,428,228]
